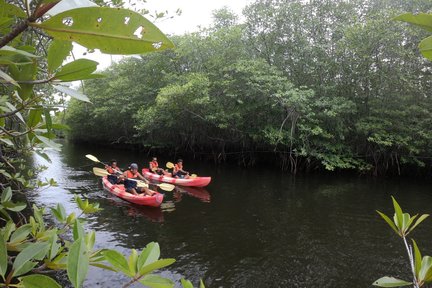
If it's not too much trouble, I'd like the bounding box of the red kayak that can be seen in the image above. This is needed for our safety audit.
[102,176,164,207]
[142,168,211,187]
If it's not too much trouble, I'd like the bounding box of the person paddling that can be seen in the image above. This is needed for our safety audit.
[123,163,155,196]
[149,157,168,176]
[173,159,190,179]
[105,159,123,184]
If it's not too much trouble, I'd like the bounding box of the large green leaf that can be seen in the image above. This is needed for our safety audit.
[67,237,89,288]
[394,13,432,33]
[1,186,12,202]
[419,36,432,61]
[139,274,174,288]
[52,85,90,103]
[47,40,73,73]
[20,274,61,288]
[419,256,432,282]
[412,239,422,277]
[10,224,32,244]
[33,7,174,55]
[372,276,412,287]
[391,196,403,229]
[138,258,175,276]
[0,232,7,281]
[0,1,26,18]
[138,242,160,268]
[102,249,131,276]
[27,108,43,128]
[12,242,50,277]
[53,59,102,81]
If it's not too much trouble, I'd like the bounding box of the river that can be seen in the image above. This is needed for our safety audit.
[28,141,432,288]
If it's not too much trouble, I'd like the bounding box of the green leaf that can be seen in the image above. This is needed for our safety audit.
[52,85,90,103]
[5,102,25,123]
[102,249,131,276]
[0,1,27,18]
[376,211,399,235]
[48,234,61,261]
[391,196,403,230]
[139,274,174,288]
[128,249,138,275]
[53,59,99,81]
[138,242,160,269]
[33,7,174,55]
[0,138,13,146]
[85,230,95,251]
[67,237,89,288]
[44,109,52,133]
[12,242,50,277]
[181,279,194,288]
[0,46,38,58]
[10,224,32,244]
[412,239,422,277]
[0,232,7,281]
[372,276,412,287]
[138,258,175,276]
[35,135,62,150]
[47,40,73,73]
[1,186,12,203]
[51,203,66,222]
[419,36,432,61]
[394,13,432,32]
[419,256,432,282]
[408,214,429,234]
[72,219,84,241]
[20,274,61,288]
[200,279,205,288]
[27,108,43,128]
[0,69,19,87]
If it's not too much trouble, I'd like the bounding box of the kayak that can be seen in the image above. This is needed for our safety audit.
[142,168,211,187]
[102,176,164,207]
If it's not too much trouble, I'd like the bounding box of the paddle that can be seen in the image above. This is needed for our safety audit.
[86,154,107,165]
[166,162,197,178]
[92,167,175,192]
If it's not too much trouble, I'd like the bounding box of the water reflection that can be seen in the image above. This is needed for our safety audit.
[174,186,211,203]
[28,141,432,287]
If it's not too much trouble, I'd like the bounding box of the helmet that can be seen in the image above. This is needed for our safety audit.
[130,163,138,170]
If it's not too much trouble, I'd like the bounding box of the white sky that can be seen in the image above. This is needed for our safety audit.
[74,0,252,69]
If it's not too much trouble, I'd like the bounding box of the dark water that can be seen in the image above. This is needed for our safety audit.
[29,142,432,288]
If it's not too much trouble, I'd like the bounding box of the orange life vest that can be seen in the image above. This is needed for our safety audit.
[174,163,182,172]
[107,166,118,174]
[126,170,138,179]
[150,160,159,170]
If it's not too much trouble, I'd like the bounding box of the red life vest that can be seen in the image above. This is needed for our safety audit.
[174,163,182,171]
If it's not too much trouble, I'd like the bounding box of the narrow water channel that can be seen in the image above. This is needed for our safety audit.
[28,141,432,287]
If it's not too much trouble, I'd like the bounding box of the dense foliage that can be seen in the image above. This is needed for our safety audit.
[67,0,432,176]
[0,0,203,287]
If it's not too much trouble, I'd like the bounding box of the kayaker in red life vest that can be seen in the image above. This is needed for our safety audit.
[105,160,124,184]
[149,157,168,176]
[122,163,155,196]
[173,159,190,179]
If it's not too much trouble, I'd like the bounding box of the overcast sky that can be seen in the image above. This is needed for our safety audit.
[74,0,251,69]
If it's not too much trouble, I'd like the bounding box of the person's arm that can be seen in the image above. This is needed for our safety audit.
[137,172,149,183]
